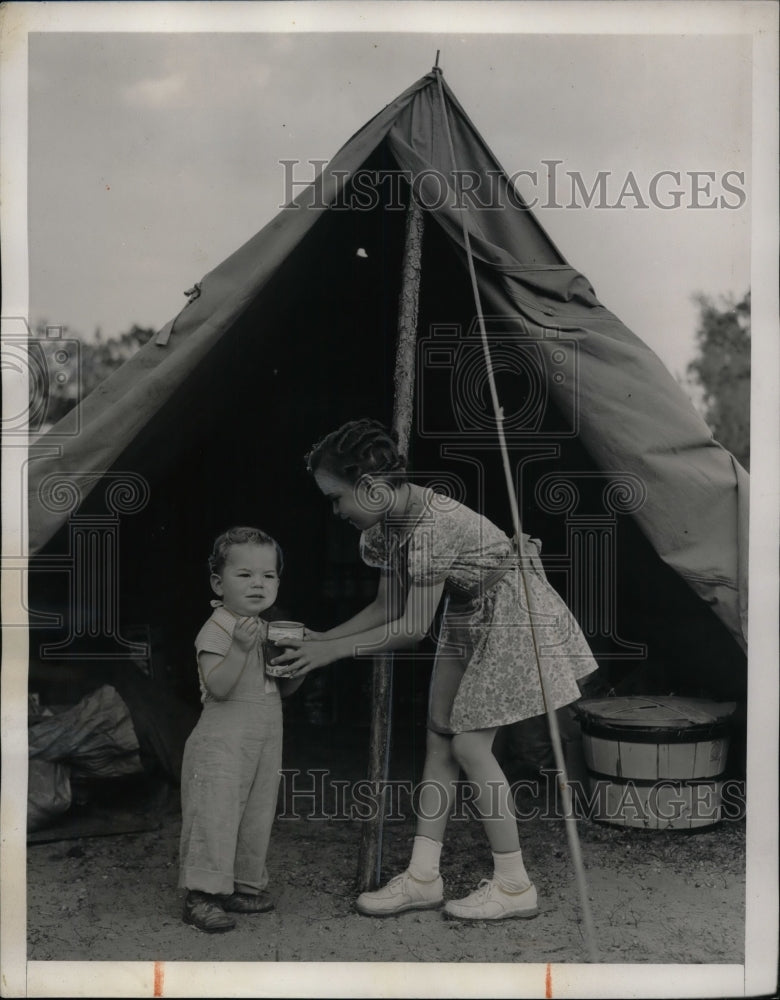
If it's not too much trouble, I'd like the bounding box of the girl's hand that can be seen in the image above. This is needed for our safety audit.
[232,616,259,652]
[270,638,339,677]
[303,627,324,640]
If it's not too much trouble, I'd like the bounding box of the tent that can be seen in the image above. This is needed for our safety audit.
[27,69,748,712]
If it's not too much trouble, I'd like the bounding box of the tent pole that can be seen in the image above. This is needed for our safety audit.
[356,195,425,892]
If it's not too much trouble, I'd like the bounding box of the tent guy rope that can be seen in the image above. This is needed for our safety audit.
[433,62,600,963]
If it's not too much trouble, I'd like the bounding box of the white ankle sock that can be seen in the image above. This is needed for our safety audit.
[492,848,531,891]
[408,835,443,881]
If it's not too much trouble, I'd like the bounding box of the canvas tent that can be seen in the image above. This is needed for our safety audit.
[27,70,748,712]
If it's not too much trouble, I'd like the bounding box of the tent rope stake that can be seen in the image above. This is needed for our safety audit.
[433,66,600,963]
[356,195,425,892]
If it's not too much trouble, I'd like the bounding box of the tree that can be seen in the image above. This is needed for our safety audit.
[686,290,750,470]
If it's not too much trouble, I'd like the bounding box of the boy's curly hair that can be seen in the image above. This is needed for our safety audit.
[306,418,407,484]
[208,526,284,576]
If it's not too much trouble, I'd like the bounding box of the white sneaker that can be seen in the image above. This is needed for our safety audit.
[443,878,539,921]
[355,870,444,917]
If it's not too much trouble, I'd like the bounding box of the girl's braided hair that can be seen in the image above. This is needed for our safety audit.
[306,418,408,484]
[208,526,284,576]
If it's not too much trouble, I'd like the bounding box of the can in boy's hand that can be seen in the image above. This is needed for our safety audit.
[264,621,305,676]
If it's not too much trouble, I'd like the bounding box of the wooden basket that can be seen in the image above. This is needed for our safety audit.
[574,696,736,829]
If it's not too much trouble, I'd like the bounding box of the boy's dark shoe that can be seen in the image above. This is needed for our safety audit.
[219,890,275,914]
[183,890,236,933]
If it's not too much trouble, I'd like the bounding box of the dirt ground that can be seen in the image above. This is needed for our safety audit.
[26,722,746,968]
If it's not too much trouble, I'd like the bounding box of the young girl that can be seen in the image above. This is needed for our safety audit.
[179,526,303,933]
[274,419,598,921]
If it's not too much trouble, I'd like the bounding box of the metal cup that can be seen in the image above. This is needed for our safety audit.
[264,621,305,676]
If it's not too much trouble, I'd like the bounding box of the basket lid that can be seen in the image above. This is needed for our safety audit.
[575,696,737,729]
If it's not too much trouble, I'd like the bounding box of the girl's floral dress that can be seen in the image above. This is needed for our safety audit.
[360,485,597,733]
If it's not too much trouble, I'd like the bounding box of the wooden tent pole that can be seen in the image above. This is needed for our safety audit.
[356,196,425,892]
[393,198,425,448]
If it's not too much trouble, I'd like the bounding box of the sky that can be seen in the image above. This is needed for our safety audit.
[25,27,752,384]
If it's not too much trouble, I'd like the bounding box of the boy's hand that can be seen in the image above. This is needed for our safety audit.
[232,616,259,652]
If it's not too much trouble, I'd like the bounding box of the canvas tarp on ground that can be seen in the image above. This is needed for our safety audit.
[27,71,748,667]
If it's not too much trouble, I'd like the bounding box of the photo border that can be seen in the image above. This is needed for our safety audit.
[2,3,777,997]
